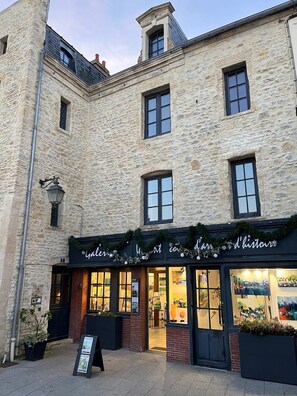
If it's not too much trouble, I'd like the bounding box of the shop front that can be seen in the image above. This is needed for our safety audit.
[67,216,297,370]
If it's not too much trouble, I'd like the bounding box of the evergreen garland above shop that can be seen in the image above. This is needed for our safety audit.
[68,214,297,265]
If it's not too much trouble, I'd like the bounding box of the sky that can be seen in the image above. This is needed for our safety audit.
[0,0,288,74]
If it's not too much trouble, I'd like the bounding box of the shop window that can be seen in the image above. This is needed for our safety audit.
[0,36,8,55]
[231,157,260,218]
[168,267,188,324]
[224,64,250,115]
[149,29,164,58]
[144,173,173,224]
[145,90,170,138]
[118,271,132,312]
[230,268,297,328]
[89,271,111,311]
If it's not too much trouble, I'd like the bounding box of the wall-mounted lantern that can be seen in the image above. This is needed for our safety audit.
[39,176,65,226]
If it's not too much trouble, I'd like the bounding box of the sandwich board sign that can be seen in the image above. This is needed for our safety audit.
[73,334,104,378]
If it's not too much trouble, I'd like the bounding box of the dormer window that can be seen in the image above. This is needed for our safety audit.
[149,29,164,58]
[60,47,75,72]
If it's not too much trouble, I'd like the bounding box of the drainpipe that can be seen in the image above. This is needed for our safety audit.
[10,0,50,362]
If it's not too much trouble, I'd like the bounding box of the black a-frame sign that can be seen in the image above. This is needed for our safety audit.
[73,334,104,378]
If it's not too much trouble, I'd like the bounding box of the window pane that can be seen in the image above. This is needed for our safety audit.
[246,179,255,195]
[97,272,104,283]
[244,163,254,178]
[152,42,158,52]
[162,205,172,220]
[230,101,238,115]
[148,193,158,207]
[148,179,158,193]
[148,98,156,110]
[148,110,156,123]
[229,87,238,101]
[148,207,158,222]
[239,98,248,112]
[162,191,172,205]
[162,176,172,191]
[161,93,170,106]
[228,74,237,87]
[237,71,246,84]
[235,164,244,180]
[247,196,257,213]
[148,124,156,137]
[238,197,248,213]
[161,106,170,120]
[238,84,247,99]
[161,119,171,133]
[197,309,209,329]
[168,267,188,324]
[237,180,246,197]
[210,311,223,330]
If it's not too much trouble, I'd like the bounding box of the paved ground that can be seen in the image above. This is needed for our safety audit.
[0,341,297,396]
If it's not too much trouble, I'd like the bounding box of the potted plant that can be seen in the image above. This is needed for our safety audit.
[85,311,122,350]
[238,319,297,385]
[20,305,52,361]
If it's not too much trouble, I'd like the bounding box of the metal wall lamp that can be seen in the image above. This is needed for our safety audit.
[39,176,65,226]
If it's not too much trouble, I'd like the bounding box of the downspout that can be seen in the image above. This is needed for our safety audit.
[10,1,50,362]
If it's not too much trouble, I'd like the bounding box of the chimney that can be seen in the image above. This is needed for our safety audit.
[91,53,110,77]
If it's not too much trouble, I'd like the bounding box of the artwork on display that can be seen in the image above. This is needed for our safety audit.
[172,269,186,285]
[278,296,297,321]
[82,336,93,354]
[277,274,297,287]
[232,276,270,296]
[237,300,267,321]
[77,354,90,373]
[131,278,139,314]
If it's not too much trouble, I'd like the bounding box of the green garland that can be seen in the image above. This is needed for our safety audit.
[68,214,297,261]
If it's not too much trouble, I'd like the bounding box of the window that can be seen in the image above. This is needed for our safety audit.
[149,29,164,58]
[144,174,173,224]
[60,47,75,71]
[89,271,111,311]
[230,268,297,329]
[0,36,8,55]
[225,66,250,115]
[231,158,260,218]
[145,90,170,138]
[59,99,69,130]
[168,267,188,324]
[118,271,131,313]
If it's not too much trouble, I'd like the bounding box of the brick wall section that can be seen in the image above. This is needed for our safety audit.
[69,269,89,342]
[229,331,240,372]
[122,317,131,348]
[166,326,190,364]
[130,267,147,352]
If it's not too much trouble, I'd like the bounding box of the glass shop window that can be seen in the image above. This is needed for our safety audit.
[118,271,132,313]
[89,271,111,311]
[230,268,297,329]
[168,267,188,324]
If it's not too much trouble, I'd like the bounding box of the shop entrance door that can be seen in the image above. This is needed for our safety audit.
[148,267,166,351]
[193,268,229,369]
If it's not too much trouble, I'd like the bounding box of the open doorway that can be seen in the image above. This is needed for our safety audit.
[148,267,166,351]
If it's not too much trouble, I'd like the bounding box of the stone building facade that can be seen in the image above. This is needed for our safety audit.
[0,0,297,370]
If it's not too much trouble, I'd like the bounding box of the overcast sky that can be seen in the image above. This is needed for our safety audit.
[1,0,287,74]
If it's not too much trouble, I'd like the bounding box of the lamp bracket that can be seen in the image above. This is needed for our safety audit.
[39,176,60,189]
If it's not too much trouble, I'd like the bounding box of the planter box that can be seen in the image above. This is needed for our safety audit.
[24,341,47,361]
[86,315,122,350]
[239,333,297,385]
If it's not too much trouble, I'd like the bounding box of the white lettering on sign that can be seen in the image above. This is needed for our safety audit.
[233,235,277,249]
[83,246,110,260]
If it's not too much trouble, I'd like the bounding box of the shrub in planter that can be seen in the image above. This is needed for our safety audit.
[238,319,297,385]
[20,305,52,361]
[86,312,122,350]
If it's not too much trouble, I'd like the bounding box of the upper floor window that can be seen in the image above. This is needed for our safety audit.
[60,47,75,72]
[231,158,260,219]
[145,90,170,138]
[149,29,164,58]
[225,66,250,116]
[144,174,173,224]
[118,271,132,313]
[0,36,8,55]
[89,271,111,311]
[59,98,70,131]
